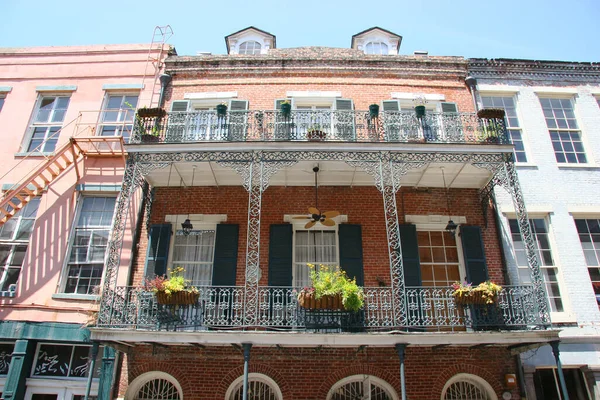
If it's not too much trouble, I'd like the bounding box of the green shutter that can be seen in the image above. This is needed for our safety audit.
[334,98,355,140]
[460,226,489,285]
[382,100,400,111]
[441,102,458,113]
[229,99,249,111]
[335,98,354,111]
[399,224,422,286]
[339,224,364,286]
[170,100,189,112]
[268,224,293,287]
[227,100,249,141]
[212,224,239,286]
[145,224,172,277]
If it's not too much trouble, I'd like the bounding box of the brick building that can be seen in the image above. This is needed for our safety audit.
[90,27,560,399]
[0,34,172,400]
[468,58,600,399]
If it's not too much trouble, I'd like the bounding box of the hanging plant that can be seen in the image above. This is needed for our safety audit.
[216,102,228,117]
[477,108,505,119]
[369,104,380,118]
[280,100,291,116]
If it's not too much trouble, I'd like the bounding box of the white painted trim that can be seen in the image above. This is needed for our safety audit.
[225,373,283,400]
[286,91,342,98]
[405,214,467,230]
[125,371,183,400]
[327,375,399,400]
[441,373,498,400]
[184,91,238,100]
[500,205,554,215]
[567,206,600,215]
[24,377,99,400]
[391,92,445,102]
[476,84,520,93]
[534,87,579,95]
[283,214,348,225]
[165,214,227,225]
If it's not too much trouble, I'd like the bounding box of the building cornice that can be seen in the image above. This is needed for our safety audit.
[469,58,600,82]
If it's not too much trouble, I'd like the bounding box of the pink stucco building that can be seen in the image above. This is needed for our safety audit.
[0,42,171,400]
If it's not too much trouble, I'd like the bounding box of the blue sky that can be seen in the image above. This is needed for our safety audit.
[2,0,599,61]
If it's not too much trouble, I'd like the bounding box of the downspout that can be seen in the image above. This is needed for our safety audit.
[550,341,570,400]
[395,344,407,400]
[84,342,100,400]
[242,343,252,400]
[158,73,172,108]
[465,76,479,112]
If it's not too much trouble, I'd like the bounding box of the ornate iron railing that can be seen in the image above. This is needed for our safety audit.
[130,110,508,145]
[98,285,544,332]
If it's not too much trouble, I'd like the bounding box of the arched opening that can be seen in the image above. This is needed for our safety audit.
[441,373,498,400]
[327,375,399,400]
[225,373,283,400]
[125,371,183,400]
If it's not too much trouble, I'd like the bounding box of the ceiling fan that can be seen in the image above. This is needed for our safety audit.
[293,166,340,229]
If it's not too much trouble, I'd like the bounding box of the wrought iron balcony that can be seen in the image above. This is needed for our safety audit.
[129,110,509,145]
[98,285,544,332]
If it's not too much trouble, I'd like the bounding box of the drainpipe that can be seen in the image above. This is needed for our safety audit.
[158,73,172,108]
[550,341,570,400]
[242,343,252,400]
[465,76,479,112]
[395,344,407,400]
[84,342,100,400]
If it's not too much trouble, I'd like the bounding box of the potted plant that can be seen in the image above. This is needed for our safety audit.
[413,95,427,118]
[137,107,166,119]
[369,104,380,118]
[216,102,228,117]
[306,125,326,141]
[280,100,292,116]
[477,109,506,143]
[452,281,502,306]
[144,267,199,305]
[477,108,505,119]
[297,264,364,312]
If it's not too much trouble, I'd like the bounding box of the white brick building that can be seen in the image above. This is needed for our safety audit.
[469,59,600,399]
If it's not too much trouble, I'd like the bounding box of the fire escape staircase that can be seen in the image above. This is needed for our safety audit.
[0,136,125,225]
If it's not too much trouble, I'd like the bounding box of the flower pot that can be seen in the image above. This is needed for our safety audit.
[477,108,505,119]
[280,103,291,116]
[137,108,166,118]
[307,130,326,141]
[414,105,426,118]
[156,291,200,305]
[298,292,344,310]
[369,104,380,118]
[454,291,497,306]
[216,104,228,117]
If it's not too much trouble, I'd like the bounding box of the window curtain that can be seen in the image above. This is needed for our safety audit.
[172,230,215,285]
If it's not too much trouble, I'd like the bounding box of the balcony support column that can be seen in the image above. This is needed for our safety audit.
[550,341,570,400]
[220,153,296,325]
[242,343,252,400]
[395,344,407,400]
[477,155,551,325]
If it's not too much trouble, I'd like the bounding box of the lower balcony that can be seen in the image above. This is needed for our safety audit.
[99,284,544,333]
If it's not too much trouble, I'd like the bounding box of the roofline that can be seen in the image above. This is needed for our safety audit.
[351,26,403,48]
[224,26,277,53]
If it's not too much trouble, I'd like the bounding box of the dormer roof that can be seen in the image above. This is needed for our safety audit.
[351,27,402,55]
[224,26,276,55]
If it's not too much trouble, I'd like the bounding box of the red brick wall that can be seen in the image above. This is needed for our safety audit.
[132,185,504,287]
[119,345,520,399]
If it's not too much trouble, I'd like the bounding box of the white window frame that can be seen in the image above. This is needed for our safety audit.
[572,216,600,308]
[225,373,283,400]
[327,374,399,400]
[24,378,98,400]
[505,213,573,322]
[365,41,389,55]
[124,371,182,400]
[238,40,262,55]
[441,373,497,400]
[98,92,139,143]
[0,197,40,296]
[59,194,117,297]
[480,93,530,164]
[23,94,71,154]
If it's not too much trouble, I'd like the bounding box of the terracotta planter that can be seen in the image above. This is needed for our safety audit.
[307,130,326,141]
[454,291,497,306]
[156,291,200,305]
[137,108,166,118]
[477,108,505,119]
[298,292,344,310]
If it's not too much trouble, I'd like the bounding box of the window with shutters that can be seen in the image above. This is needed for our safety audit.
[540,97,587,164]
[294,229,338,287]
[508,217,564,312]
[418,231,461,287]
[284,98,355,140]
[573,218,600,308]
[481,95,526,162]
[98,93,138,143]
[25,95,71,153]
[171,229,216,285]
[63,196,116,295]
[0,197,40,296]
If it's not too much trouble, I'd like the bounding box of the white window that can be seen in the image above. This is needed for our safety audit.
[172,229,216,285]
[481,95,526,162]
[125,372,182,400]
[418,230,461,287]
[294,229,338,288]
[63,196,116,294]
[0,198,40,294]
[327,375,399,400]
[226,373,283,400]
[441,373,497,400]
[365,41,389,55]
[99,94,138,143]
[238,40,262,55]
[509,217,564,312]
[540,97,586,164]
[574,218,600,308]
[26,96,71,153]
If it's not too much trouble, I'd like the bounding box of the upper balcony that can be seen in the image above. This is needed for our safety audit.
[129,109,508,146]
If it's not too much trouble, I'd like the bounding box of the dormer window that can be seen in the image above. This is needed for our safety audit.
[239,41,262,55]
[365,42,388,55]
